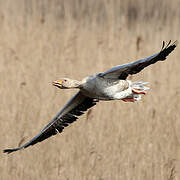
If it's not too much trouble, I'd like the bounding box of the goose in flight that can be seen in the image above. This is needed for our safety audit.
[4,40,177,154]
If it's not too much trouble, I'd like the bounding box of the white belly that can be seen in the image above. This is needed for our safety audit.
[81,77,132,100]
[108,85,132,100]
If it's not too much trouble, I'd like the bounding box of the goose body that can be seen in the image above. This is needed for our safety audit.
[4,40,177,154]
[81,75,131,100]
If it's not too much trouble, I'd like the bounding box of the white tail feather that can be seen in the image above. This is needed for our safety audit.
[132,81,150,91]
[133,94,142,101]
[131,81,150,101]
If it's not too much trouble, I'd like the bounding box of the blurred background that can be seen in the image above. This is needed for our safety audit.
[1,0,180,179]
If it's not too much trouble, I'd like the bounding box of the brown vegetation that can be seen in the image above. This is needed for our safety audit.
[1,0,180,179]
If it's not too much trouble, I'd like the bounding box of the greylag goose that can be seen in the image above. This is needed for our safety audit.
[4,40,177,154]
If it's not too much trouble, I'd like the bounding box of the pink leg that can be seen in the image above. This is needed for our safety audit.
[132,88,147,95]
[122,98,135,102]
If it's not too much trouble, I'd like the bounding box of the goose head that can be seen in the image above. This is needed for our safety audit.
[52,78,81,89]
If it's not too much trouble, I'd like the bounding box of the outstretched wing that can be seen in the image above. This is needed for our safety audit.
[100,40,177,80]
[4,91,98,154]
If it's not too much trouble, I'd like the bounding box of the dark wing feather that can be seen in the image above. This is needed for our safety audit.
[3,91,98,154]
[100,40,177,80]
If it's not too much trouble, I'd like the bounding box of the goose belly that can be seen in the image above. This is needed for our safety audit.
[102,85,132,100]
[81,80,131,100]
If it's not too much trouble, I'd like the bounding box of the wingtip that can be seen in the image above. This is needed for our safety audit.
[173,40,178,47]
[161,41,165,50]
[3,148,19,154]
[161,40,178,52]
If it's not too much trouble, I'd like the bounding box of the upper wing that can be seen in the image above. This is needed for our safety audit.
[4,91,98,154]
[100,40,177,80]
